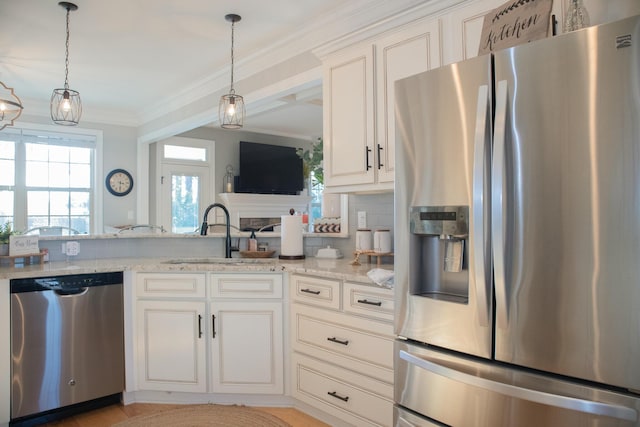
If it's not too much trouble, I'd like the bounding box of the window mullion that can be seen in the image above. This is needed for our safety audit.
[13,141,27,232]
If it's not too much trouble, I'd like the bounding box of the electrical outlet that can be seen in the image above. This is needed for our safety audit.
[357,211,367,229]
[65,241,80,256]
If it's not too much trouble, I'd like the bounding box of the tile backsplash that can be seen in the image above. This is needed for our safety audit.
[305,193,394,261]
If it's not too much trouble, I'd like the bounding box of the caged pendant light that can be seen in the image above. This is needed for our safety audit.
[219,14,245,129]
[0,81,24,131]
[51,2,82,126]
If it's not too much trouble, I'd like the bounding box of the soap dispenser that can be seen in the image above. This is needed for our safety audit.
[248,230,258,252]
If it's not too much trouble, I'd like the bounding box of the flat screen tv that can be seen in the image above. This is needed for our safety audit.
[237,141,304,195]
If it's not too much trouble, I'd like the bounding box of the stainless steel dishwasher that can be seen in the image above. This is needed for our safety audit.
[10,272,124,422]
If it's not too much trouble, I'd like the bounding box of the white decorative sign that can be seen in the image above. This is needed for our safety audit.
[10,235,39,256]
[478,0,553,55]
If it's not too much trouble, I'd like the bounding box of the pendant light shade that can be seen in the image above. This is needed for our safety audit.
[219,14,245,129]
[0,81,24,131]
[51,2,82,126]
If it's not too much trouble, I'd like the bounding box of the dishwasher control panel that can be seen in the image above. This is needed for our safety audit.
[10,271,123,293]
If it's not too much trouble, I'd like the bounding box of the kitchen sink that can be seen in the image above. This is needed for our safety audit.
[162,258,275,266]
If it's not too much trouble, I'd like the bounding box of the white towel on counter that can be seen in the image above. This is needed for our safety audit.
[367,268,394,288]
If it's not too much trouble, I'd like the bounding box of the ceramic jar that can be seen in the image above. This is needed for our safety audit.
[374,229,391,253]
[355,229,372,251]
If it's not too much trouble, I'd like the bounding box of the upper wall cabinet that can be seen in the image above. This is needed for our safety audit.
[322,17,441,193]
[441,0,565,65]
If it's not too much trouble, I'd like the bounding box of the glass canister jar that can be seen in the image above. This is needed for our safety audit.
[223,164,234,193]
[564,0,589,32]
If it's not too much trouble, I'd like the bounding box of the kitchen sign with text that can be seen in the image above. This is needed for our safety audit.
[10,235,39,256]
[478,0,553,55]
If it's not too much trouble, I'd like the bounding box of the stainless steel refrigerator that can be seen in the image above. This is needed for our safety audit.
[394,15,640,427]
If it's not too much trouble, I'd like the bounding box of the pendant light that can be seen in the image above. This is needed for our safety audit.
[0,81,24,131]
[219,14,245,129]
[51,2,82,126]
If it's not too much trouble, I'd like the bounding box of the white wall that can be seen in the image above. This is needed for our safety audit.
[16,113,138,229]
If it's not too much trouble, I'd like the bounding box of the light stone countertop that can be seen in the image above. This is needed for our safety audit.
[0,256,394,286]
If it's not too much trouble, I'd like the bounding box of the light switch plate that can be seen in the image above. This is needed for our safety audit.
[357,211,367,229]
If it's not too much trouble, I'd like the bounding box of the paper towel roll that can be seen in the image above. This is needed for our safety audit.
[280,215,304,258]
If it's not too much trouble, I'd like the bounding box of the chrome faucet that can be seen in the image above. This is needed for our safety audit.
[200,203,232,258]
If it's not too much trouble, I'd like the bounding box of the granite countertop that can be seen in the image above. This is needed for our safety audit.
[0,256,394,285]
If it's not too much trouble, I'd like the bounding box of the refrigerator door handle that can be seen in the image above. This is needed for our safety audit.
[472,84,491,327]
[399,350,638,422]
[492,79,509,329]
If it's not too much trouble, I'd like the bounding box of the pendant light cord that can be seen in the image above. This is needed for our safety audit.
[229,19,235,94]
[64,6,71,90]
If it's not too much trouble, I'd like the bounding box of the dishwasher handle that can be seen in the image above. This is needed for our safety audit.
[55,287,89,296]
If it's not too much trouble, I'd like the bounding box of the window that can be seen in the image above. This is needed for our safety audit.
[157,139,213,234]
[0,125,101,234]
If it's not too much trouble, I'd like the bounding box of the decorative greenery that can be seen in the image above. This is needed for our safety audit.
[297,137,323,185]
[0,222,14,245]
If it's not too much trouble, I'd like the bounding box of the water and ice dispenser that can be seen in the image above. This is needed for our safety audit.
[409,206,469,304]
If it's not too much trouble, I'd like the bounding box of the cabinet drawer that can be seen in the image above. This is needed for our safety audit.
[293,305,393,370]
[291,274,340,310]
[136,273,206,298]
[343,282,394,322]
[292,353,393,427]
[211,273,282,299]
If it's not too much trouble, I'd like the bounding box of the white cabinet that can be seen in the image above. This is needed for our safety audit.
[442,0,565,65]
[135,273,207,392]
[322,17,441,192]
[374,19,442,184]
[290,274,394,426]
[323,45,375,189]
[136,300,207,392]
[134,271,284,396]
[210,273,284,395]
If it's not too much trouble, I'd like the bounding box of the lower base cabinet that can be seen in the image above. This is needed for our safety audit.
[211,301,283,394]
[135,272,283,396]
[290,274,395,427]
[293,353,393,427]
[137,300,207,392]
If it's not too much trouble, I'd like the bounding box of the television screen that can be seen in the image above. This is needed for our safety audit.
[237,141,304,195]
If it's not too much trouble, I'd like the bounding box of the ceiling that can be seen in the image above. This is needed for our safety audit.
[0,0,426,140]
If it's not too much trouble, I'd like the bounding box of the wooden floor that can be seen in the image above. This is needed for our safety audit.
[40,403,331,427]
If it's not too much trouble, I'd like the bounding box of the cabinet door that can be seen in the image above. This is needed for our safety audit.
[443,0,564,64]
[210,301,283,394]
[375,18,441,184]
[323,45,376,188]
[136,300,206,392]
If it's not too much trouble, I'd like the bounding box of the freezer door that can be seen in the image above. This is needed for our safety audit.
[395,340,640,427]
[395,54,493,358]
[492,15,640,390]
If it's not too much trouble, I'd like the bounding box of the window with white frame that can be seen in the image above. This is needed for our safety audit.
[0,126,100,235]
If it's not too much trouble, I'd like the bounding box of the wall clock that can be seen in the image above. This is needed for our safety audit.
[105,168,133,196]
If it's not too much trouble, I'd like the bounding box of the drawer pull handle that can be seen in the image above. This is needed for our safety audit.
[212,314,216,339]
[301,288,321,295]
[357,298,382,306]
[327,337,349,346]
[328,391,350,402]
[198,314,203,338]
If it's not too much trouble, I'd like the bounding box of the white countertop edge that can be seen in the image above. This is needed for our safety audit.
[0,257,394,287]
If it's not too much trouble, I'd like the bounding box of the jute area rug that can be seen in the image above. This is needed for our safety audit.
[111,404,291,427]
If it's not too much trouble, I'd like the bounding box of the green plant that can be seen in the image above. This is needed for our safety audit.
[297,137,323,185]
[0,222,13,244]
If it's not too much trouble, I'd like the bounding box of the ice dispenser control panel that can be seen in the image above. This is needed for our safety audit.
[410,206,469,237]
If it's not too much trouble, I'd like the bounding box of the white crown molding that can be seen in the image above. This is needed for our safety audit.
[137,0,456,130]
[313,0,465,58]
